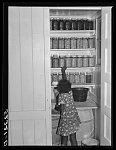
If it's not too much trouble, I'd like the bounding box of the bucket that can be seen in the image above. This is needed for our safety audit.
[81,138,99,146]
[72,87,89,102]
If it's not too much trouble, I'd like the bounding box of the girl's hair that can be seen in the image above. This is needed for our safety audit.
[57,79,71,94]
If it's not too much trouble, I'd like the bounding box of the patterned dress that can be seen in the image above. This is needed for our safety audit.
[56,90,81,136]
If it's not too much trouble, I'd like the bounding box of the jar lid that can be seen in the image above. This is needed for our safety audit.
[78,55,82,57]
[72,55,76,57]
[83,55,87,57]
[75,72,79,74]
[53,55,58,58]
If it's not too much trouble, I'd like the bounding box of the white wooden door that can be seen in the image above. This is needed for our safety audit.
[8,7,52,145]
[100,7,112,146]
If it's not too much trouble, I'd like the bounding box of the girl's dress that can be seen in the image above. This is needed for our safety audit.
[56,90,81,136]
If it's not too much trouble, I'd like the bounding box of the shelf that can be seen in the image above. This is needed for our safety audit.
[50,30,95,37]
[51,84,95,88]
[50,49,95,56]
[51,99,97,116]
[50,48,95,51]
[51,67,95,73]
[50,30,95,33]
[50,49,96,56]
[50,15,95,20]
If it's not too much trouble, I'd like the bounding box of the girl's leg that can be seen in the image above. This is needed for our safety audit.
[61,135,68,146]
[69,132,78,146]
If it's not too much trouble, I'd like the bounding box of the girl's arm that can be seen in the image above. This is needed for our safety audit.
[61,66,67,80]
[60,104,65,112]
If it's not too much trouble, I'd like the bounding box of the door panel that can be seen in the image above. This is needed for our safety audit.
[19,7,34,111]
[33,33,46,110]
[8,7,22,111]
[32,7,44,34]
[23,120,34,145]
[10,120,23,145]
[32,8,46,110]
[101,7,112,146]
[35,119,47,145]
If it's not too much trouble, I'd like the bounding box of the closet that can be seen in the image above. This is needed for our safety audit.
[8,7,111,146]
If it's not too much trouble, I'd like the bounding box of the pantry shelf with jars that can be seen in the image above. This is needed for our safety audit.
[50,9,97,96]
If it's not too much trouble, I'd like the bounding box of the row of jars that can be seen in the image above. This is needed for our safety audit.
[50,18,94,30]
[51,55,95,68]
[51,72,94,85]
[50,37,95,49]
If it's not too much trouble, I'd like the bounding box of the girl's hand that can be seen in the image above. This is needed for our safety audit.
[53,88,59,96]
[61,65,67,72]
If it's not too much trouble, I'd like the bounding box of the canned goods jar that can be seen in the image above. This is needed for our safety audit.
[52,38,59,49]
[65,55,72,68]
[71,56,77,68]
[71,19,77,30]
[51,73,53,85]
[51,55,53,68]
[59,56,65,68]
[83,19,89,30]
[77,38,83,49]
[82,38,88,49]
[71,37,77,49]
[86,72,92,83]
[82,55,89,67]
[50,38,53,49]
[58,73,62,81]
[74,72,80,84]
[77,55,83,67]
[76,19,79,30]
[66,73,70,81]
[58,38,65,49]
[52,73,58,82]
[65,19,71,30]
[89,20,94,30]
[79,38,83,49]
[69,72,75,84]
[89,56,95,67]
[76,38,80,49]
[88,38,95,48]
[78,19,84,30]
[64,38,71,49]
[53,55,59,68]
[53,18,59,30]
[59,19,64,30]
[50,18,53,30]
[80,72,86,84]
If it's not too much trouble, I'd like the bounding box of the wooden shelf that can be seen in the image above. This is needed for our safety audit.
[50,15,95,19]
[51,67,95,73]
[50,30,95,33]
[51,98,97,117]
[51,84,95,88]
[50,49,96,56]
[50,30,95,36]
[50,48,95,51]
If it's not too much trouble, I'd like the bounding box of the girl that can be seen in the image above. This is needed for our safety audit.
[54,66,81,146]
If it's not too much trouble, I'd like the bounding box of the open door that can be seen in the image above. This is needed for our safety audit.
[8,7,52,145]
[100,7,112,146]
